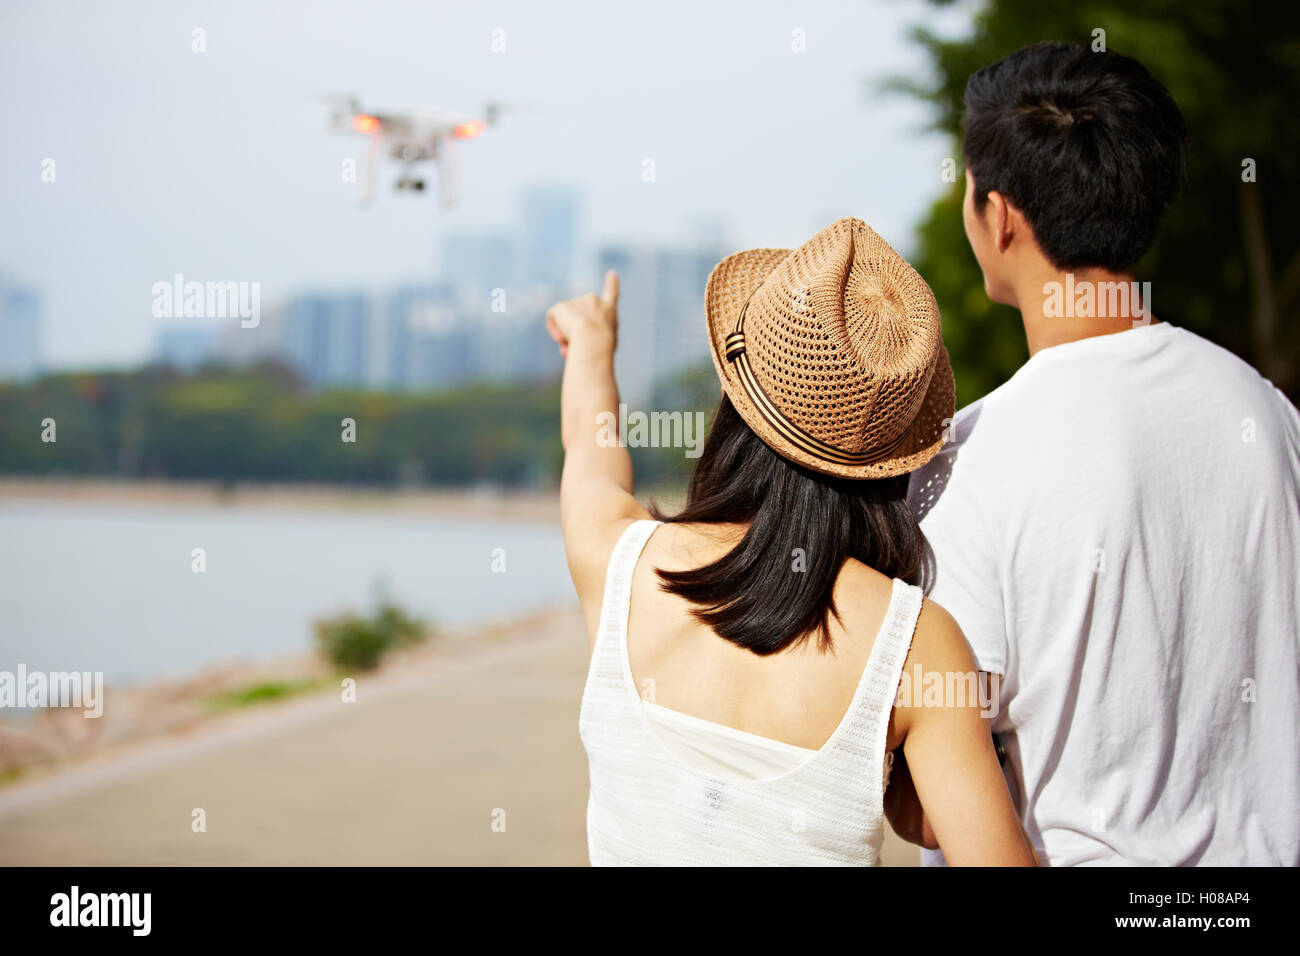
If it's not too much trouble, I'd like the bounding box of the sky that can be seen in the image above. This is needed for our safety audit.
[0,0,974,369]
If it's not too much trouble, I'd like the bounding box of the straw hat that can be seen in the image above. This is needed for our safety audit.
[705,217,955,480]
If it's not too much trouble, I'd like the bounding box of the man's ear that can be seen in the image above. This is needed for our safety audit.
[985,190,1016,253]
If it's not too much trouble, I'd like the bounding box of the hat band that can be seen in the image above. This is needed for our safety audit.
[726,293,913,468]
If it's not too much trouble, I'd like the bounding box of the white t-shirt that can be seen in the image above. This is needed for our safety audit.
[907,321,1300,866]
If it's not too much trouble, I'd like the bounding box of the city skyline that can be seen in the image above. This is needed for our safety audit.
[0,0,967,371]
[151,185,722,404]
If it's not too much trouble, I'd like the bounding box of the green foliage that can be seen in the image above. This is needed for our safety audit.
[902,0,1300,405]
[910,190,1027,407]
[0,363,563,487]
[203,678,329,713]
[0,359,726,492]
[372,602,427,649]
[313,601,431,673]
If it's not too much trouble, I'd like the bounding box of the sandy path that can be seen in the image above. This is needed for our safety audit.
[0,610,918,866]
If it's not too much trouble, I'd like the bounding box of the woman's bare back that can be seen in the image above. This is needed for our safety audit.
[624,521,905,752]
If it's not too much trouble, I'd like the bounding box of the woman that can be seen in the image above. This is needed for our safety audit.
[547,217,1035,866]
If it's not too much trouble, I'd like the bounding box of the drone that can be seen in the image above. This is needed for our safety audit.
[324,96,506,208]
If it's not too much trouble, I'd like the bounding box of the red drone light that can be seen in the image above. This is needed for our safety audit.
[452,120,486,140]
[351,113,381,134]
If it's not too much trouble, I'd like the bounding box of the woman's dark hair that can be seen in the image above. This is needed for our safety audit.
[962,41,1187,272]
[649,395,924,656]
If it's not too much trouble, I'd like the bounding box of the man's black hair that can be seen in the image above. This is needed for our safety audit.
[963,41,1188,272]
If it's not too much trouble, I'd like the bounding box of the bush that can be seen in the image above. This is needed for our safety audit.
[313,601,430,672]
[372,602,426,648]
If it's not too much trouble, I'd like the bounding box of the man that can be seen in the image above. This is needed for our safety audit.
[902,42,1300,865]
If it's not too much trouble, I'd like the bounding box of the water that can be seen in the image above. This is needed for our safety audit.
[0,498,573,684]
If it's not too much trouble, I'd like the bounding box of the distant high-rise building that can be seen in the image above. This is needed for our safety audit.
[206,302,289,370]
[0,275,42,382]
[405,320,478,390]
[470,287,564,386]
[155,325,219,373]
[597,247,655,406]
[653,247,717,380]
[440,233,516,296]
[380,283,472,391]
[521,188,578,288]
[595,244,719,406]
[284,293,369,389]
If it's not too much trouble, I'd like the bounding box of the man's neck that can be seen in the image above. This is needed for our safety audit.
[1010,266,1157,357]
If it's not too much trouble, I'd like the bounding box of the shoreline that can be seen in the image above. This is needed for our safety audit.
[0,476,577,783]
[0,476,563,524]
[0,604,578,788]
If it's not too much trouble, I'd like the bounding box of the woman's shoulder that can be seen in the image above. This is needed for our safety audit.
[566,513,653,644]
[831,559,913,651]
[640,520,746,570]
[834,562,971,659]
[907,593,978,678]
[832,557,898,611]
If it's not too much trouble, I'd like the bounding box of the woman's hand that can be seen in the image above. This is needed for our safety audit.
[546,270,619,358]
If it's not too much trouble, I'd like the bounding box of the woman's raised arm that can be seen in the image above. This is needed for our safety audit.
[546,270,650,640]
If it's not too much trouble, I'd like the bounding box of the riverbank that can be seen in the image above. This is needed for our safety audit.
[0,605,571,782]
[0,476,563,524]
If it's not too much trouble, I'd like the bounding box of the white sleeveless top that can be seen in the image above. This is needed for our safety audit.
[579,519,925,866]
[641,699,816,778]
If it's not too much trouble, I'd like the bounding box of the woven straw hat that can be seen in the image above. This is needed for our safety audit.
[705,217,955,480]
